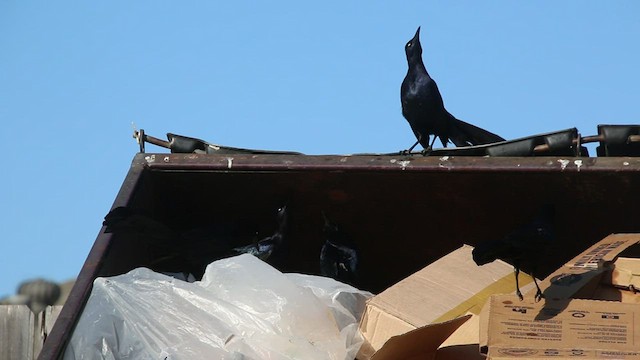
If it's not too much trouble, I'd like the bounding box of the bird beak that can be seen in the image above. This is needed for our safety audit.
[413,26,421,41]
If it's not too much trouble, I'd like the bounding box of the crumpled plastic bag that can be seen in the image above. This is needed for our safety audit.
[64,254,372,360]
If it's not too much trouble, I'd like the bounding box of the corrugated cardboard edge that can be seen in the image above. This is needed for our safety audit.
[369,314,471,360]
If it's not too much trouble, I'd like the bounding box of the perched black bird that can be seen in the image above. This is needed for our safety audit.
[320,213,359,285]
[472,204,555,302]
[232,205,288,262]
[401,26,505,152]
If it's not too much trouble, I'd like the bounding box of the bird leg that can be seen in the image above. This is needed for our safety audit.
[418,135,439,156]
[429,135,438,149]
[402,134,435,155]
[531,263,544,302]
[532,274,544,302]
[514,266,523,300]
[401,140,421,155]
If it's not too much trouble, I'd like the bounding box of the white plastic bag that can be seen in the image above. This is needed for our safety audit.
[64,254,372,360]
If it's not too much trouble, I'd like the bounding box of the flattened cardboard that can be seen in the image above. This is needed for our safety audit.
[359,244,534,359]
[527,233,640,300]
[481,294,640,359]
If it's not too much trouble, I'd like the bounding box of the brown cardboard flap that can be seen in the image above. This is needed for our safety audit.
[370,315,471,360]
[439,312,480,347]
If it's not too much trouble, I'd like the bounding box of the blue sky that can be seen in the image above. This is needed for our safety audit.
[1,2,639,297]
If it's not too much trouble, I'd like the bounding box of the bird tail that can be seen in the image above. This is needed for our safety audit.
[449,118,505,147]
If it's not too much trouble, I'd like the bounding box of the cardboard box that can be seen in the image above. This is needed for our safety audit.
[525,233,640,301]
[481,234,640,359]
[480,294,640,359]
[365,315,476,360]
[358,244,536,359]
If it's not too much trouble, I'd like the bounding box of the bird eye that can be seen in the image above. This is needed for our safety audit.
[406,42,412,48]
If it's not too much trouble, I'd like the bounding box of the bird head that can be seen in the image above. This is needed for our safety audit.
[405,26,423,61]
[472,242,500,266]
[276,205,287,220]
[275,204,288,231]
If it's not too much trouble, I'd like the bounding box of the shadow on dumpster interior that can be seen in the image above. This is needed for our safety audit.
[98,168,640,294]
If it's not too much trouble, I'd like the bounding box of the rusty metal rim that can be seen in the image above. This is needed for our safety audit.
[140,153,640,173]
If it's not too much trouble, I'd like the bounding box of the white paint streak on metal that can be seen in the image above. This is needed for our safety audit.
[226,157,234,169]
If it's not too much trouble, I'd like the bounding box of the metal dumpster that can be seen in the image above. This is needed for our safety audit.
[39,152,640,359]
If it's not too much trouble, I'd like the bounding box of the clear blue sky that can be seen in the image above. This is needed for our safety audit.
[1,2,639,297]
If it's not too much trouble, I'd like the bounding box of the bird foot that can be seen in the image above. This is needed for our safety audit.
[420,147,433,156]
[399,149,413,156]
[516,289,524,301]
[534,290,544,303]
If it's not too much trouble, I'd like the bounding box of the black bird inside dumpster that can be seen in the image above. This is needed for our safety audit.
[103,205,289,278]
[401,26,504,153]
[320,213,359,285]
[472,204,555,302]
[232,205,289,262]
[103,206,175,241]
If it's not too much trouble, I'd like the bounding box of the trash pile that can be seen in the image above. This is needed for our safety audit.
[65,233,640,360]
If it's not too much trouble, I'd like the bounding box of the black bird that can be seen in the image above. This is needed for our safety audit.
[232,205,288,262]
[103,206,175,240]
[472,204,555,302]
[103,206,263,277]
[320,213,359,285]
[401,26,505,152]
